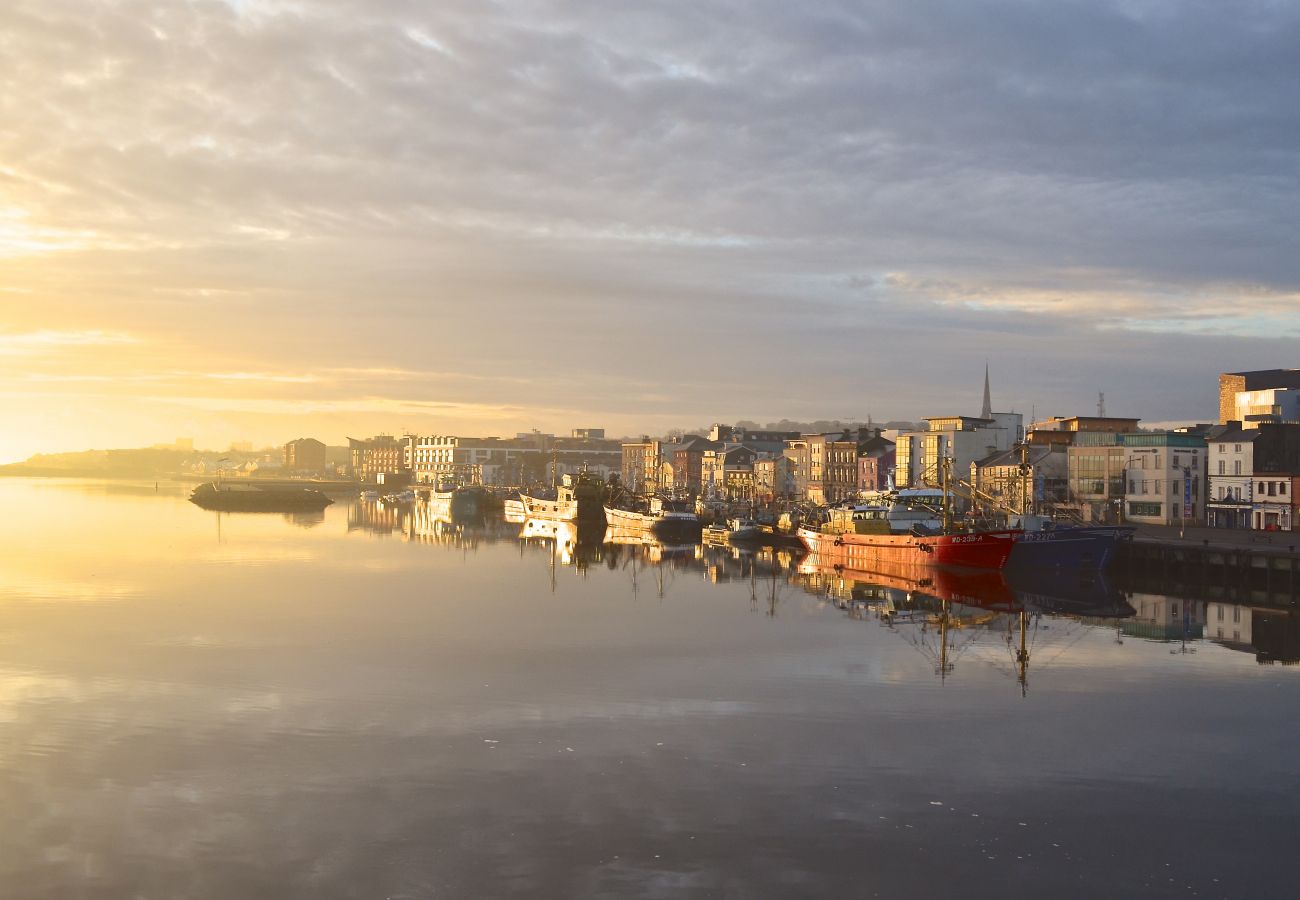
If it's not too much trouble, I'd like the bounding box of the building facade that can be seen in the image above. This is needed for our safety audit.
[349,436,407,482]
[1119,432,1206,526]
[1206,425,1255,529]
[1219,369,1300,424]
[283,437,327,473]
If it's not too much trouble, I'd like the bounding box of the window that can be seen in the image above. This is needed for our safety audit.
[1282,482,1288,496]
[1232,607,1241,624]
[1217,606,1224,621]
[1268,482,1276,496]
[1234,460,1241,476]
[1219,460,1225,475]
[1259,481,1266,494]
[1171,602,1179,619]
[1235,444,1241,452]
[1218,444,1225,453]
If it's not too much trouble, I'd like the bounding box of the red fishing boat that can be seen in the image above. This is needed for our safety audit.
[797,525,1019,570]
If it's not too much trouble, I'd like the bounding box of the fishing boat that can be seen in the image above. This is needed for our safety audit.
[189,481,333,512]
[603,497,702,538]
[1007,522,1136,572]
[519,472,609,524]
[429,482,491,520]
[798,524,1019,569]
[725,517,763,541]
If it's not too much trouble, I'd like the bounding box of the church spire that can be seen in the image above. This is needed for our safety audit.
[981,364,993,419]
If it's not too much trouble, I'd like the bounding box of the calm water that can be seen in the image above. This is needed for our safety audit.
[1,479,1296,899]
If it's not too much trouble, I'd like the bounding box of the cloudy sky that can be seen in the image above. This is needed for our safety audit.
[1,0,1297,460]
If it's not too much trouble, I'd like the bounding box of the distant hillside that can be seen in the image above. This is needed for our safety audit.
[2,447,204,478]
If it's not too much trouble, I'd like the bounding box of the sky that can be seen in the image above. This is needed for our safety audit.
[1,0,1298,462]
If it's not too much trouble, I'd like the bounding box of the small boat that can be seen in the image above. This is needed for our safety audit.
[189,481,333,512]
[725,518,763,541]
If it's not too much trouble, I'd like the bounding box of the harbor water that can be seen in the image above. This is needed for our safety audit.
[1,479,1296,898]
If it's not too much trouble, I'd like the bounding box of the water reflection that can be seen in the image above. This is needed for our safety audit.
[5,479,1299,898]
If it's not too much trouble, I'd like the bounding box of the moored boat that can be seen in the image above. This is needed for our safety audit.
[1007,524,1136,572]
[797,525,1019,570]
[520,472,609,524]
[189,481,333,512]
[603,497,702,538]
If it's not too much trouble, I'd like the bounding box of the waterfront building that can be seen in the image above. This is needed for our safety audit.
[1066,435,1128,523]
[857,438,896,493]
[701,445,758,501]
[1206,423,1255,529]
[895,415,1021,493]
[411,435,520,485]
[571,428,605,439]
[1027,416,1142,445]
[622,437,685,494]
[1119,432,1206,526]
[708,424,799,455]
[283,437,327,473]
[754,455,795,503]
[413,432,621,487]
[672,436,718,498]
[895,368,1021,495]
[349,435,407,483]
[1219,369,1300,424]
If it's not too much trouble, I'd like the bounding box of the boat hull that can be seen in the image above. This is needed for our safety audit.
[798,527,1019,570]
[1007,526,1136,572]
[604,506,702,539]
[189,482,333,512]
[520,493,580,522]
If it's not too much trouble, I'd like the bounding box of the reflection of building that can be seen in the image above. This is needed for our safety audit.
[284,437,327,473]
[1203,602,1300,665]
[1121,593,1205,641]
[1204,601,1251,648]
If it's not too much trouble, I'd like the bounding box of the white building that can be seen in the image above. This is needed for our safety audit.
[1119,432,1206,526]
[895,414,1022,495]
[1206,425,1255,529]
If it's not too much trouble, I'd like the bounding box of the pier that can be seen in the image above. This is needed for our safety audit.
[1115,524,1300,603]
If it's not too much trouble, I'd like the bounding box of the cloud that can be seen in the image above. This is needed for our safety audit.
[0,330,140,356]
[0,0,1296,450]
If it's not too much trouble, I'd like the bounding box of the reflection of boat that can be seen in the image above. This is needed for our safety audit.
[799,554,1017,609]
[798,525,1018,569]
[431,483,491,519]
[189,481,333,512]
[1007,525,1136,572]
[520,472,609,523]
[1005,567,1135,618]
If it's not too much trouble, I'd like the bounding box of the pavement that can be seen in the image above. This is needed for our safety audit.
[1130,523,1300,553]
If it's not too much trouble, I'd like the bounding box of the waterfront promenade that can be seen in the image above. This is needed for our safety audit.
[1131,523,1300,555]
